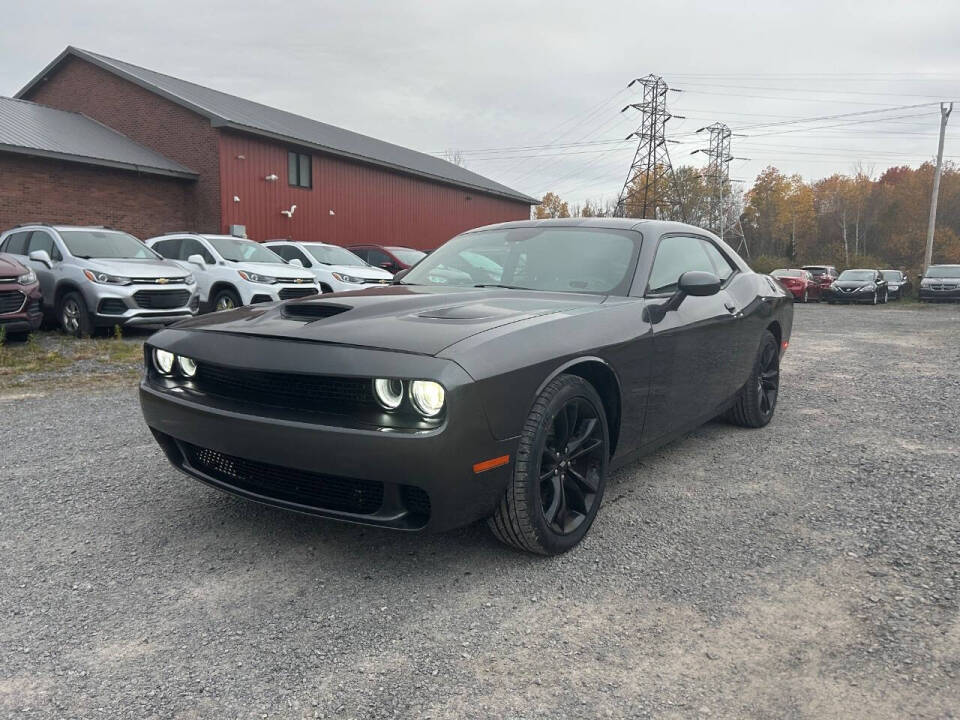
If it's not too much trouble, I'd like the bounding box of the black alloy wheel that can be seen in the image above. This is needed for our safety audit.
[726,330,780,428]
[488,374,609,555]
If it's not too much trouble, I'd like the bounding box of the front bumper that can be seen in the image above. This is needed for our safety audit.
[828,290,876,303]
[85,282,199,327]
[240,282,319,305]
[139,331,516,532]
[919,286,960,301]
[0,283,43,332]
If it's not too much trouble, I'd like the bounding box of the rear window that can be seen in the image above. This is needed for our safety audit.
[772,269,805,278]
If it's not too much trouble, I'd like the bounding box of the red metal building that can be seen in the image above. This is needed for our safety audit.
[10,47,534,248]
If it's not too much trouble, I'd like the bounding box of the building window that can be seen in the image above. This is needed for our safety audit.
[288,151,312,188]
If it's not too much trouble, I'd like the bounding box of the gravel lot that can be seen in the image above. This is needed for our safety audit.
[2,303,959,719]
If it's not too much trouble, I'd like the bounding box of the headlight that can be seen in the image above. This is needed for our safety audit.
[373,378,404,410]
[410,380,445,417]
[237,270,277,284]
[331,272,364,284]
[857,284,875,292]
[17,269,36,285]
[153,348,175,375]
[83,269,132,285]
[183,274,196,285]
[178,356,198,377]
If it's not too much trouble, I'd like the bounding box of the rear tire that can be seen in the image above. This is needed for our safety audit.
[59,291,93,338]
[725,330,780,429]
[488,374,609,555]
[802,289,809,303]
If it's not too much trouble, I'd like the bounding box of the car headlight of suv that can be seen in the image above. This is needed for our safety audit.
[331,272,364,284]
[183,273,196,285]
[237,270,277,284]
[17,269,36,285]
[83,269,132,285]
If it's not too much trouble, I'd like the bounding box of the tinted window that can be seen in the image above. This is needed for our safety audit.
[151,238,181,259]
[351,248,370,262]
[2,231,31,255]
[700,240,736,281]
[838,270,876,281]
[403,227,639,295]
[180,238,215,264]
[60,230,158,259]
[647,235,717,294]
[366,249,392,267]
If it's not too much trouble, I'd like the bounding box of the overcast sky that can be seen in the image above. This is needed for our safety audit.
[3,0,959,207]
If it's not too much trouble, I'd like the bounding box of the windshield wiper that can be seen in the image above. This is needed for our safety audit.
[473,283,530,290]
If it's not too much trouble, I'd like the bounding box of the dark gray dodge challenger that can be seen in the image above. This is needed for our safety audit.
[140,218,793,555]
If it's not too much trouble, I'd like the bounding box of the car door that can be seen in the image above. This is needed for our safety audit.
[24,230,62,308]
[640,233,742,446]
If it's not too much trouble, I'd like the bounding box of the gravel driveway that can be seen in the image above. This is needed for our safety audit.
[2,304,958,719]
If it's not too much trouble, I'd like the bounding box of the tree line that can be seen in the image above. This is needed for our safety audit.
[536,162,960,275]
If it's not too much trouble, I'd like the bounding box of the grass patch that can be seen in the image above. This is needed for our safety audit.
[0,328,145,392]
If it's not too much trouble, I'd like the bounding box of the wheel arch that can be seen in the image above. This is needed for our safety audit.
[209,281,241,302]
[535,357,622,457]
[766,320,782,348]
[54,280,85,308]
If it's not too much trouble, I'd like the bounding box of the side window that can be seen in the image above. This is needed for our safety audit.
[288,247,312,267]
[180,238,214,264]
[367,249,391,267]
[351,248,369,262]
[698,239,736,282]
[2,231,31,255]
[27,231,57,258]
[152,238,182,260]
[646,235,717,295]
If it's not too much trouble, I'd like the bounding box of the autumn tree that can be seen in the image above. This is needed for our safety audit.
[535,192,571,219]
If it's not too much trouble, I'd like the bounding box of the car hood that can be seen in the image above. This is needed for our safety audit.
[229,260,316,281]
[84,258,192,279]
[320,263,394,280]
[832,280,874,290]
[0,253,27,276]
[170,285,608,355]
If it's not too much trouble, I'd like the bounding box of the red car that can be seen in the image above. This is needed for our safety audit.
[0,253,43,338]
[801,265,839,296]
[348,244,427,274]
[771,268,821,303]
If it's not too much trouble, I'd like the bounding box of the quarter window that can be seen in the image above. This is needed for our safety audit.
[646,235,717,295]
[288,151,312,188]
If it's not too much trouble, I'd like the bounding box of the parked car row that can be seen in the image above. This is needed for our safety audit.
[0,222,432,337]
[770,264,949,305]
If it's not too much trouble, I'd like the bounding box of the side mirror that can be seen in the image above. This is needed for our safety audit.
[28,249,52,268]
[678,270,722,297]
[380,262,396,271]
[288,258,303,268]
[186,254,206,268]
[392,268,409,284]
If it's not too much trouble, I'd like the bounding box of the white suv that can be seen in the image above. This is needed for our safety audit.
[264,241,393,293]
[146,233,318,311]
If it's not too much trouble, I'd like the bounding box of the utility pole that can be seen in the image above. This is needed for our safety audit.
[614,75,685,221]
[924,102,953,274]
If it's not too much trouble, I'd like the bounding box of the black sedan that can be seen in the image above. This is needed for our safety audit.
[826,269,889,304]
[140,219,793,555]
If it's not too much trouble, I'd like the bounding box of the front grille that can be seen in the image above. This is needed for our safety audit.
[98,298,128,315]
[193,362,374,412]
[401,485,431,519]
[182,442,384,514]
[279,287,320,300]
[929,283,958,290]
[134,289,191,309]
[363,278,391,285]
[131,277,188,285]
[0,290,26,315]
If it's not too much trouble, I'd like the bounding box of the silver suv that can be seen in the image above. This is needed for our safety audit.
[0,224,199,336]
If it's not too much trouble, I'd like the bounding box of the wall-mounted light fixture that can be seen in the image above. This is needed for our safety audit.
[233,195,240,203]
[236,155,246,160]
[265,173,279,182]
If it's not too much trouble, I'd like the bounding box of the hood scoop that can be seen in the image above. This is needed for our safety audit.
[282,302,352,320]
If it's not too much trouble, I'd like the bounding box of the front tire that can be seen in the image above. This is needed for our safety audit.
[488,374,609,555]
[212,288,242,312]
[59,291,93,338]
[725,330,780,429]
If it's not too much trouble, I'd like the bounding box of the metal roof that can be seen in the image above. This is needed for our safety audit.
[0,96,197,179]
[17,47,536,204]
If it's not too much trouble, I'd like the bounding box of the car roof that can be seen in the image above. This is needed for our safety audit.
[929,264,960,268]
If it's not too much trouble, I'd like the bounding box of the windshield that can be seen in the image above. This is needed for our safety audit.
[802,266,827,276]
[389,248,427,265]
[306,245,368,266]
[401,227,640,295]
[207,237,285,264]
[60,230,159,260]
[838,270,876,281]
[772,269,805,278]
[881,271,902,281]
[925,266,960,279]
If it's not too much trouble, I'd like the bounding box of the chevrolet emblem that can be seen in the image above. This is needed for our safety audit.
[156,277,169,284]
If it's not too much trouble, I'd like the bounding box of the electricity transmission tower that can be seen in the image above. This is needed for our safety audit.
[692,122,750,258]
[614,75,685,220]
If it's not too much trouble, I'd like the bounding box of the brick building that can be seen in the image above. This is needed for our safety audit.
[1,46,534,247]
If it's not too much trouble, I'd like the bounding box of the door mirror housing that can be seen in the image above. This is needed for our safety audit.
[288,258,303,268]
[28,249,52,268]
[392,268,410,283]
[186,254,206,268]
[678,270,722,297]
